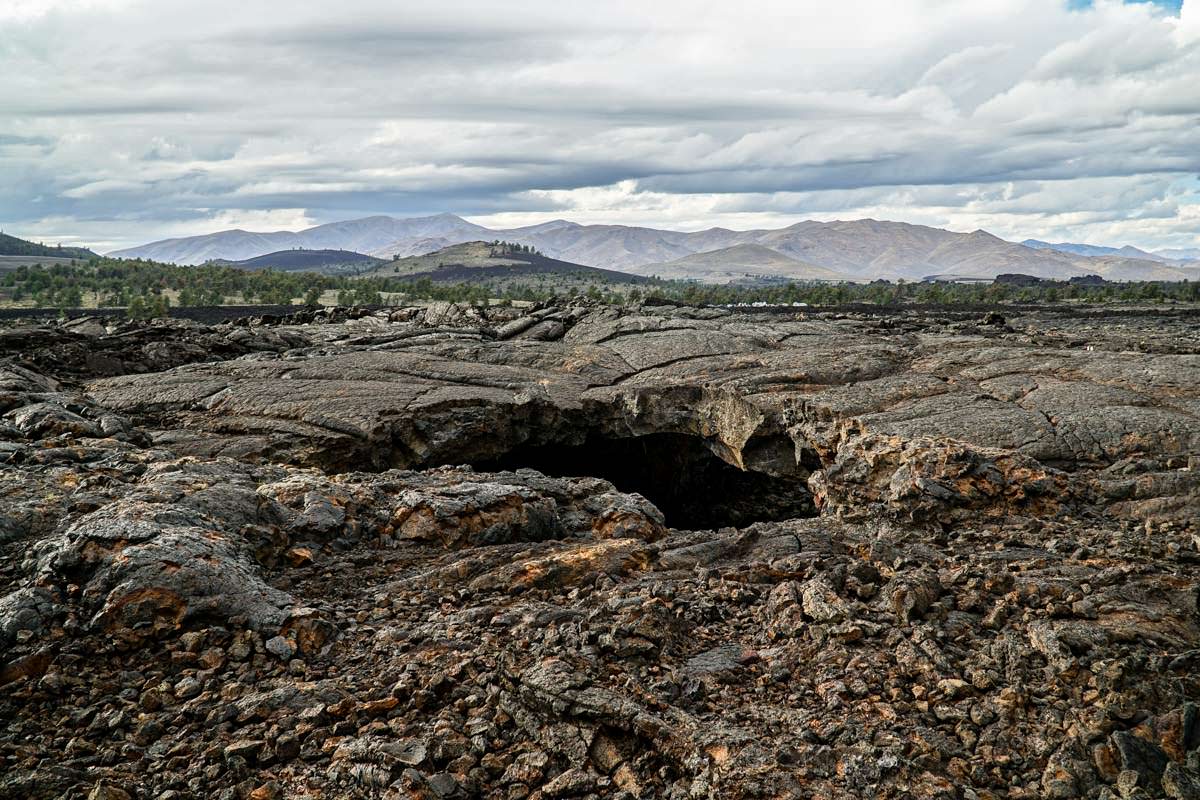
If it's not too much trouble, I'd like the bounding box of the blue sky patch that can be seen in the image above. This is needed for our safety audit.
[1068,0,1183,11]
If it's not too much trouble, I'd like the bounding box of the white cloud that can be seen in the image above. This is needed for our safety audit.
[1179,0,1200,42]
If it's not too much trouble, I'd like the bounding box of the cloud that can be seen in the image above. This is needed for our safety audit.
[1179,0,1200,41]
[0,0,1198,251]
[0,0,134,22]
[61,179,149,199]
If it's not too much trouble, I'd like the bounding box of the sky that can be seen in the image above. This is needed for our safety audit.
[1,0,1198,253]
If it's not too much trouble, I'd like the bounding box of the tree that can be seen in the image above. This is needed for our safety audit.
[55,285,83,309]
[127,295,148,320]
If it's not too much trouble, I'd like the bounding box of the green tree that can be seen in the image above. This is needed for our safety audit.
[150,294,170,318]
[55,285,83,309]
[127,295,148,320]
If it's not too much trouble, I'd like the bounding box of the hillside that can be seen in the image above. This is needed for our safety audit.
[359,241,654,289]
[637,243,849,283]
[0,232,96,259]
[208,248,385,275]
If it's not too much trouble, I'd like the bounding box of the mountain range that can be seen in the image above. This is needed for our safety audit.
[1021,240,1172,263]
[108,214,490,265]
[108,214,1200,283]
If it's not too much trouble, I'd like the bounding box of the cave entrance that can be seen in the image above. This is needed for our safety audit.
[473,432,815,529]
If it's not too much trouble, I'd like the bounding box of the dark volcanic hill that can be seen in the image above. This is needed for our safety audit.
[0,232,96,259]
[209,248,386,274]
[360,241,655,287]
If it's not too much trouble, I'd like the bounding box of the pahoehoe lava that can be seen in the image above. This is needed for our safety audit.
[1,300,1198,799]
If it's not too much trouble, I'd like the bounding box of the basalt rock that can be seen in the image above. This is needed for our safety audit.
[83,304,1200,528]
[6,457,664,651]
[0,303,1197,799]
[0,317,312,384]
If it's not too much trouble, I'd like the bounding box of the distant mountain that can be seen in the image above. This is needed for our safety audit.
[359,241,653,287]
[637,243,848,283]
[1023,239,1170,263]
[369,236,460,260]
[504,219,1180,281]
[109,213,491,265]
[111,213,1195,283]
[745,222,1071,280]
[371,217,1116,280]
[1155,247,1200,262]
[493,221,697,271]
[0,232,96,259]
[208,248,385,275]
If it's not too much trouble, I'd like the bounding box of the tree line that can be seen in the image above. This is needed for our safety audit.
[1,257,1197,316]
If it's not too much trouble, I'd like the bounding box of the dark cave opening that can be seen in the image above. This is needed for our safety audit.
[473,432,815,529]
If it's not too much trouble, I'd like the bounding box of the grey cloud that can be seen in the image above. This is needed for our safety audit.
[12,100,225,116]
[0,133,53,146]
